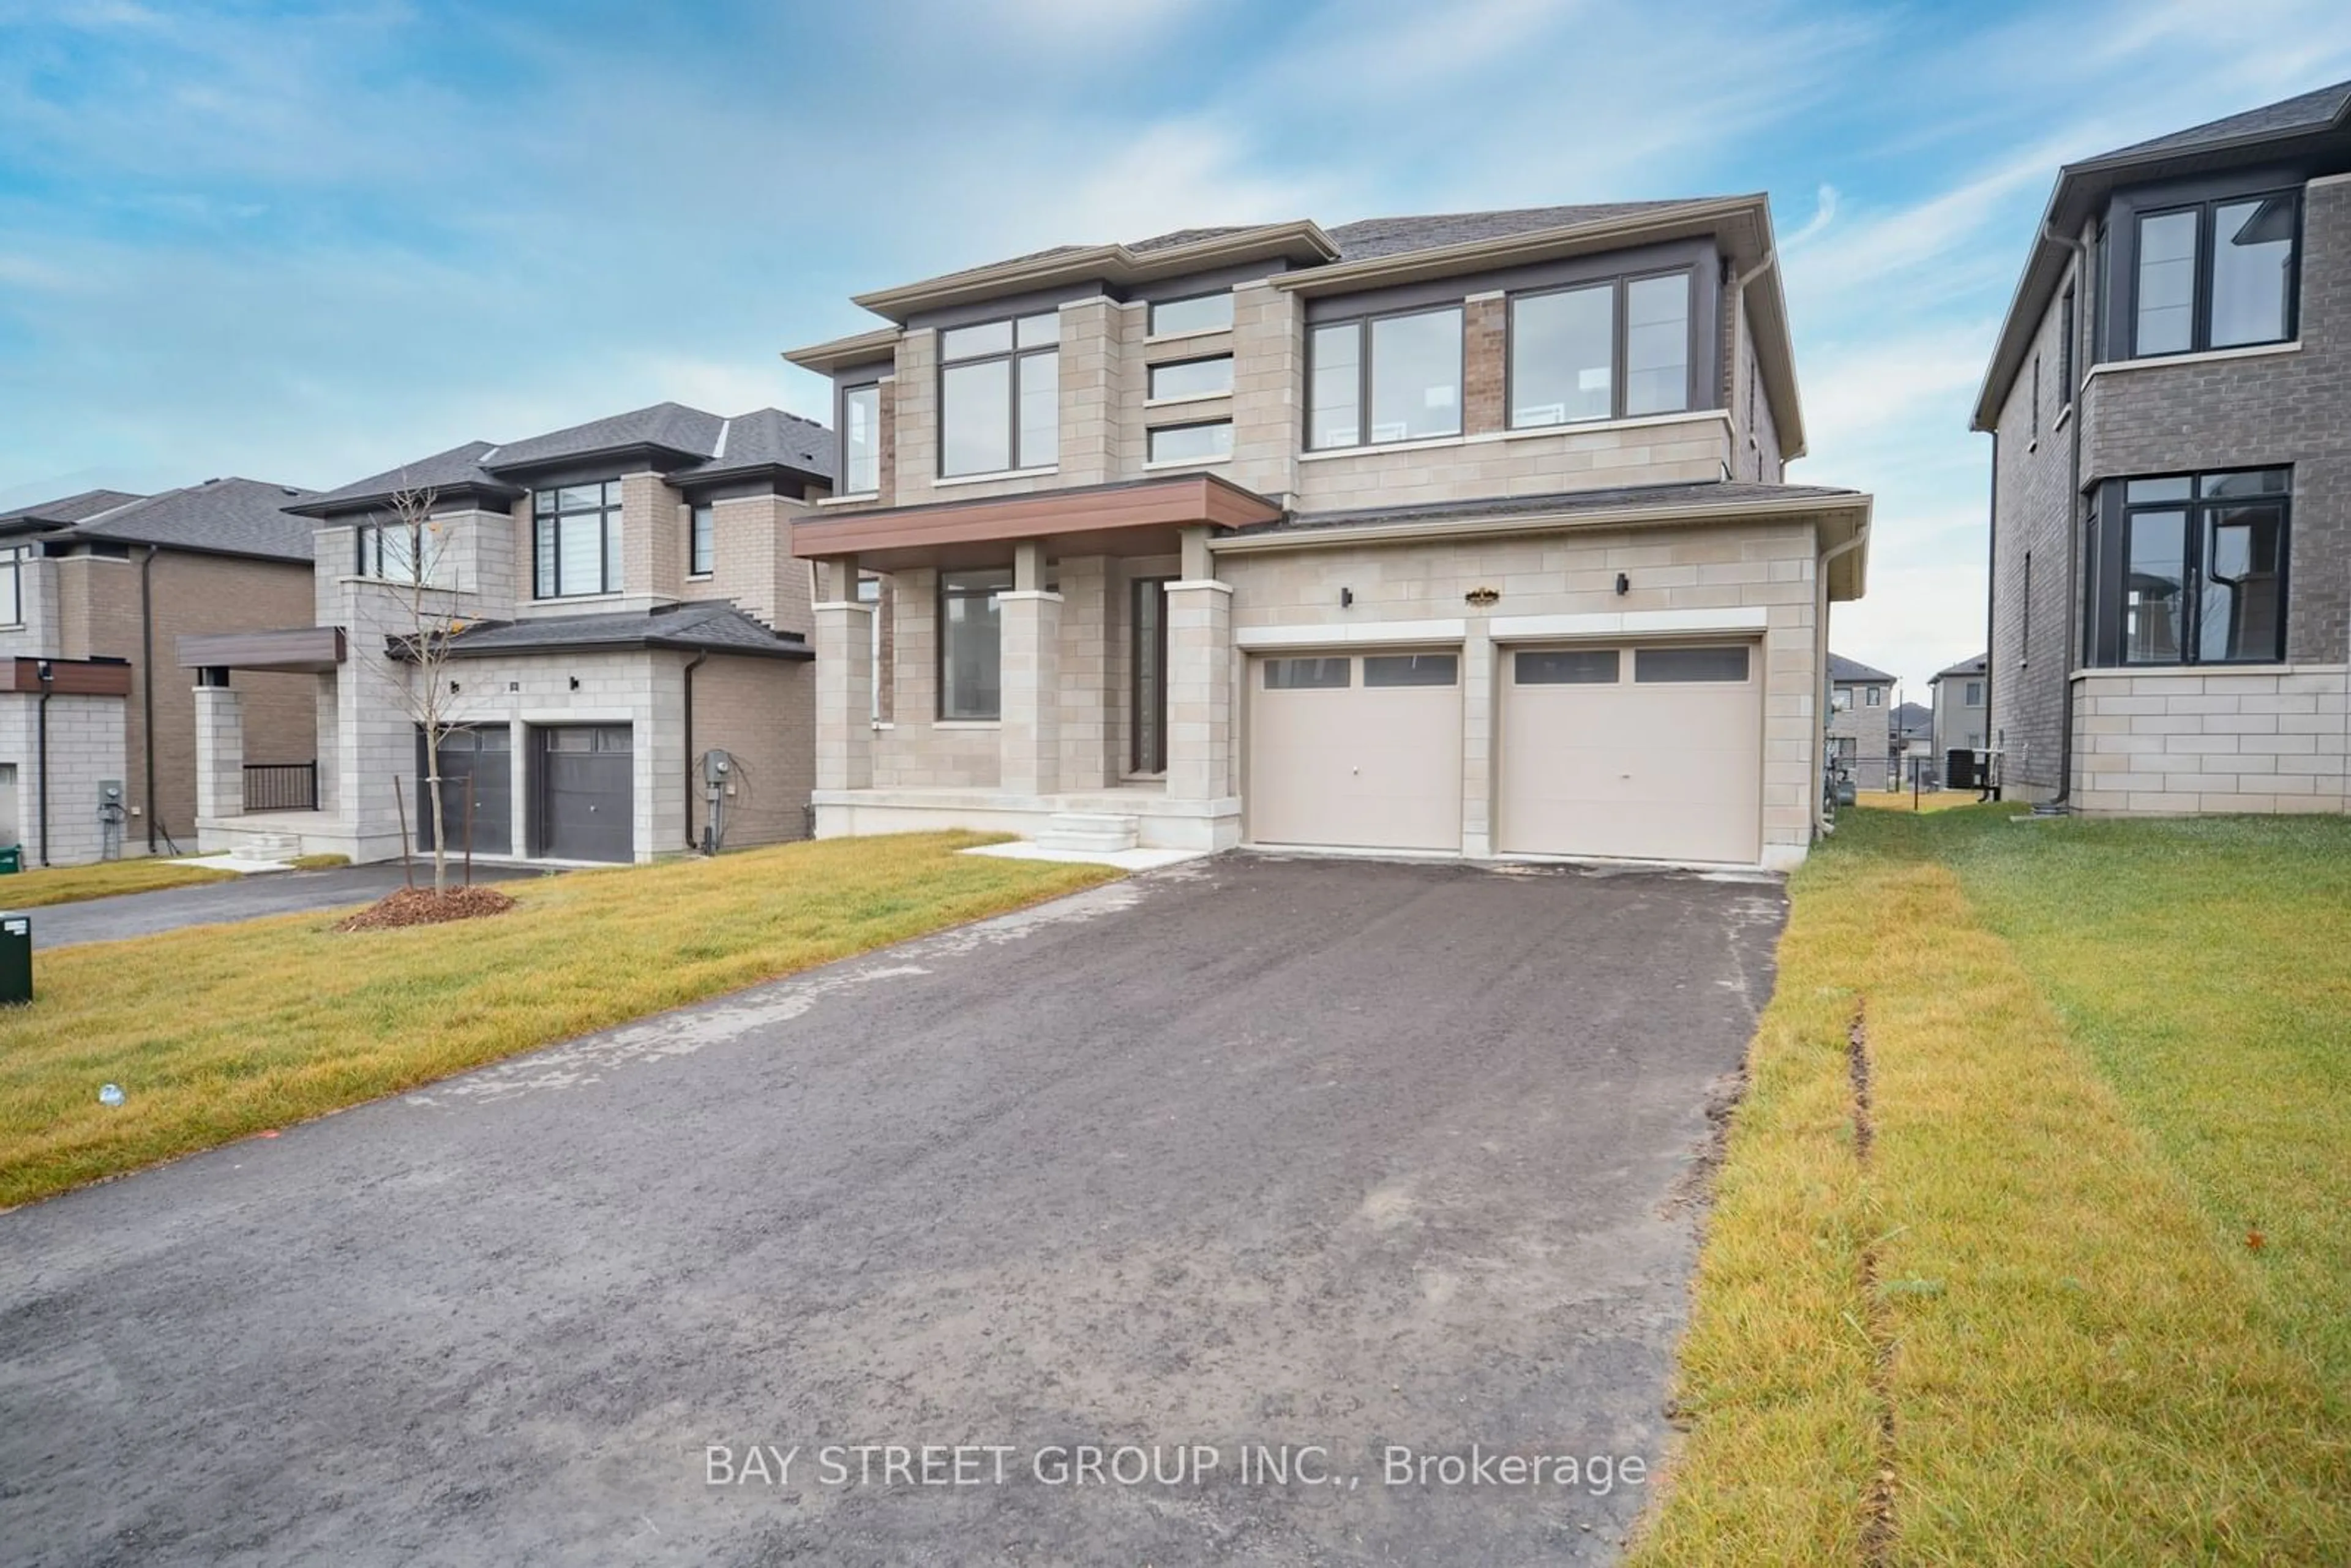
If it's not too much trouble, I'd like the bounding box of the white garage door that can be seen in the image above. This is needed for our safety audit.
[1249,651,1461,851]
[1498,642,1763,865]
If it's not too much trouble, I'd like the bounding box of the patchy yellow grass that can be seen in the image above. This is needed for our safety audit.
[1632,808,2351,1565]
[0,833,1116,1207]
[1851,789,1980,813]
[0,854,240,909]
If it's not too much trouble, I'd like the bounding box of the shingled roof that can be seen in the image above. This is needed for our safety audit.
[1828,653,1895,684]
[1,479,318,561]
[422,601,813,662]
[1322,198,1725,261]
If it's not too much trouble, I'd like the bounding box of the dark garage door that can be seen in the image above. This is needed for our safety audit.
[419,726,512,857]
[536,724,632,863]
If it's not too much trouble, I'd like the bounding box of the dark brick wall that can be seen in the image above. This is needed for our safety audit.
[1463,294,1506,436]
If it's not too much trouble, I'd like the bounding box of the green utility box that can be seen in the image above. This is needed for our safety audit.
[0,911,28,1005]
[0,845,20,874]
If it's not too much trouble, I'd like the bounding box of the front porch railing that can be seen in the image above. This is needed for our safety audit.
[243,762,318,812]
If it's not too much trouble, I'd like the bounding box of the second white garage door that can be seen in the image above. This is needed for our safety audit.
[1249,651,1461,851]
[1498,642,1763,865]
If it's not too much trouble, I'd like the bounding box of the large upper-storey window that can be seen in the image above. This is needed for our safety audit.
[2097,468,2289,666]
[842,383,881,494]
[1509,268,1693,427]
[939,313,1059,477]
[2132,191,2298,357]
[533,482,623,599]
[358,517,456,587]
[1309,306,1462,449]
[1149,292,1232,337]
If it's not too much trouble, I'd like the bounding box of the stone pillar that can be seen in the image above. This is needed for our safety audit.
[1164,577,1233,802]
[1056,555,1112,790]
[1000,541,1062,797]
[812,558,872,792]
[193,681,244,821]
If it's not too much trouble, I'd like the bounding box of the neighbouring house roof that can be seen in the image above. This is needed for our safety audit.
[298,405,836,520]
[1893,701,1933,739]
[2,478,318,562]
[1828,653,1896,684]
[1972,78,2351,430]
[0,488,144,527]
[1930,654,1988,682]
[419,601,813,662]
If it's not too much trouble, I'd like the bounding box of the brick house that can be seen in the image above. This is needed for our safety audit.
[1972,80,2351,815]
[0,480,318,866]
[1825,653,1894,790]
[787,197,1871,869]
[181,403,832,865]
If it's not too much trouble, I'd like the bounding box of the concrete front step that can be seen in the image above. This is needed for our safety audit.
[1035,812,1140,853]
[231,833,302,860]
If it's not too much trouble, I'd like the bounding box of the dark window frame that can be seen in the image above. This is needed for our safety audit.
[355,517,435,585]
[1147,291,1234,337]
[1504,265,1696,430]
[1146,418,1234,466]
[2128,187,2301,359]
[1130,576,1171,773]
[2057,284,2075,413]
[936,566,1013,721]
[839,381,882,495]
[0,542,28,626]
[1305,302,1465,451]
[2105,468,2291,668]
[1146,354,1234,402]
[688,501,715,577]
[937,313,1060,478]
[531,482,623,600]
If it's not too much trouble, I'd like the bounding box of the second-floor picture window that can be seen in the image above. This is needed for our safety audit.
[1865,686,1883,707]
[1508,269,1692,428]
[1147,421,1233,465]
[1147,357,1232,401]
[358,519,454,587]
[533,482,623,599]
[1309,305,1462,449]
[2133,192,2298,357]
[1149,292,1232,337]
[689,502,715,576]
[842,383,880,494]
[940,313,1059,478]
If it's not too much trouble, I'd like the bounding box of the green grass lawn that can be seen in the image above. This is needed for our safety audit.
[1633,806,2351,1566]
[0,854,239,907]
[0,833,1116,1208]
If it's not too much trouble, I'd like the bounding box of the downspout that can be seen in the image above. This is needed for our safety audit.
[139,544,159,851]
[682,650,707,852]
[1817,521,1872,833]
[1984,429,1998,786]
[34,660,52,867]
[2045,217,2090,807]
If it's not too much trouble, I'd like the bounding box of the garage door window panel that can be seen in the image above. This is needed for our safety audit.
[1515,648,1620,685]
[1263,656,1351,690]
[1635,645,1749,683]
[1363,653,1458,687]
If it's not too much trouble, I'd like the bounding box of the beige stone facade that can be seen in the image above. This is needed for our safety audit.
[2069,667,2350,814]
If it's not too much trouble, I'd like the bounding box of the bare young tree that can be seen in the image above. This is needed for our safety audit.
[370,484,467,896]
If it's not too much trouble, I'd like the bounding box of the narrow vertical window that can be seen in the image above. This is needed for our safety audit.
[2135,209,2198,355]
[842,383,880,494]
[533,482,623,598]
[2021,550,2033,659]
[1308,321,1362,448]
[689,502,715,577]
[2058,285,2075,411]
[1624,272,1691,416]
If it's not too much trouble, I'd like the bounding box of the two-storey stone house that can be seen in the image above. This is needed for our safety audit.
[0,479,319,866]
[1973,80,2351,814]
[1930,654,1988,769]
[788,197,1870,868]
[180,403,831,865]
[1826,653,1894,789]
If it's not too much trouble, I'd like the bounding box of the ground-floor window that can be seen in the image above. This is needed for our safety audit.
[939,568,1010,720]
[2086,468,2289,666]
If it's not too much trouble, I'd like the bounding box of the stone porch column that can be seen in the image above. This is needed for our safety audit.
[1000,540,1062,797]
[812,558,873,792]
[193,677,244,821]
[1163,575,1234,803]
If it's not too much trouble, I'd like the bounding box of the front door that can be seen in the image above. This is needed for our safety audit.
[1130,577,1171,775]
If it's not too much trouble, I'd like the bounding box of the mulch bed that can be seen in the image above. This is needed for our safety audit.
[334,884,517,932]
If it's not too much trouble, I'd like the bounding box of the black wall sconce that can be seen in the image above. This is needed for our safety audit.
[1615,572,1630,596]
[448,680,460,694]
[1340,587,1354,607]
[569,676,580,691]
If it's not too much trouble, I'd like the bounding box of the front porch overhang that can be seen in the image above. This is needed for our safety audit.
[177,625,347,675]
[790,473,1283,571]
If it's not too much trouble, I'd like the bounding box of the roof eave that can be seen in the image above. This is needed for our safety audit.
[287,481,524,520]
[1211,488,1870,555]
[481,440,711,482]
[1268,196,1769,296]
[783,324,906,376]
[845,220,1340,324]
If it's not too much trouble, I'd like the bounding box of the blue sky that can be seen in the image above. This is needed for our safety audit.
[4,0,2348,697]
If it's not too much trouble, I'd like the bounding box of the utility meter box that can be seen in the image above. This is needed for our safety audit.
[703,749,733,786]
[0,910,31,1005]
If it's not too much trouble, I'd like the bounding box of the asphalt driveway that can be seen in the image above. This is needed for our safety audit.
[24,862,552,949]
[0,854,1784,1566]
